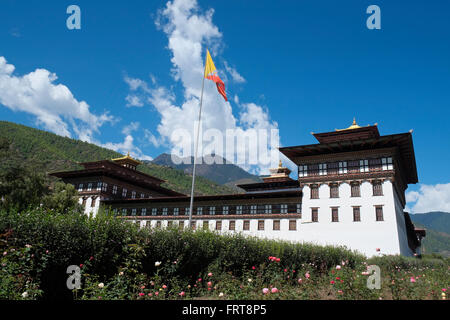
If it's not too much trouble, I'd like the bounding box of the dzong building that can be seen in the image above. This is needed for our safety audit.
[50,120,425,258]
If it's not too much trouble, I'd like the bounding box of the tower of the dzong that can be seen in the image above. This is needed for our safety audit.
[280,119,423,256]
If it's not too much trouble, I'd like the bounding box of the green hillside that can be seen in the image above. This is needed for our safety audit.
[410,212,450,234]
[410,212,450,257]
[414,222,450,257]
[0,121,236,196]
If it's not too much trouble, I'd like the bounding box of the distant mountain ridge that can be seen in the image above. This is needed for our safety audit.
[151,153,262,187]
[410,212,450,234]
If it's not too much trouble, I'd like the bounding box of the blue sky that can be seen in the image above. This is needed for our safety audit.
[1,0,449,212]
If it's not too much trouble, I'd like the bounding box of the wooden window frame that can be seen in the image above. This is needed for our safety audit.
[289,220,297,231]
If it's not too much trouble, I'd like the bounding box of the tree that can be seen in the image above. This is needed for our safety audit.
[42,182,82,214]
[0,164,48,212]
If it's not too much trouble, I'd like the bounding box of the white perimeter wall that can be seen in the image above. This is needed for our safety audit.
[130,180,414,258]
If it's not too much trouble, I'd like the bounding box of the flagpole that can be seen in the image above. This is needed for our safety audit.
[188,50,207,229]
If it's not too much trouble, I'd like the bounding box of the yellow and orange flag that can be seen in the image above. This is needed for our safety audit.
[204,49,227,102]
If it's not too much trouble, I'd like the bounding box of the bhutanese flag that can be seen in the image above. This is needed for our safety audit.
[204,49,227,102]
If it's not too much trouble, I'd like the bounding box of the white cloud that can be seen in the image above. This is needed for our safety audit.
[0,56,113,142]
[123,0,280,174]
[125,95,144,107]
[102,122,153,161]
[224,61,246,83]
[406,183,450,213]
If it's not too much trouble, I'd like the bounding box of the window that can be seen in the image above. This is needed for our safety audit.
[296,204,302,215]
[136,221,141,227]
[91,197,96,208]
[102,183,108,192]
[152,208,158,216]
[185,207,190,216]
[122,208,127,216]
[375,206,384,221]
[331,208,339,222]
[369,158,382,171]
[96,182,102,191]
[141,208,147,216]
[319,163,327,176]
[156,221,162,229]
[162,208,168,216]
[229,220,235,231]
[382,157,393,170]
[179,221,185,230]
[310,185,319,199]
[330,184,339,198]
[338,161,348,174]
[265,205,272,214]
[236,205,243,214]
[250,205,257,214]
[280,204,288,214]
[146,221,151,229]
[112,185,118,195]
[112,208,118,215]
[215,221,222,231]
[372,181,383,196]
[131,191,136,199]
[197,207,203,216]
[173,208,179,216]
[222,206,229,215]
[78,183,84,192]
[190,221,196,230]
[122,188,127,198]
[289,220,297,231]
[299,165,308,177]
[203,221,209,230]
[360,160,369,172]
[131,208,137,216]
[140,193,145,198]
[87,183,93,191]
[209,206,215,215]
[311,208,318,222]
[243,220,250,230]
[168,221,173,228]
[81,197,87,207]
[353,207,361,222]
[273,220,280,231]
[351,183,361,197]
[258,220,265,230]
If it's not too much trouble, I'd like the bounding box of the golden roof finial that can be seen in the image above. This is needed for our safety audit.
[335,118,362,131]
[279,159,283,168]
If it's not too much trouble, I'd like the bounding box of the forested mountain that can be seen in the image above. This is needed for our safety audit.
[0,121,236,196]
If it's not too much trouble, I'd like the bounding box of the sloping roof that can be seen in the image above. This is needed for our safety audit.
[279,132,418,184]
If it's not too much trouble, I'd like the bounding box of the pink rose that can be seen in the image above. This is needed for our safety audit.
[298,278,303,284]
[207,281,212,287]
[162,285,167,289]
[179,291,185,297]
[262,288,269,294]
[208,272,213,277]
[410,277,416,283]
[271,288,278,293]
[138,292,144,296]
[305,272,310,279]
[155,291,159,296]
